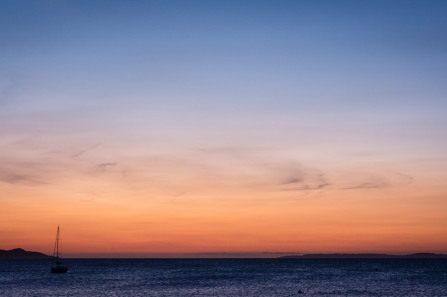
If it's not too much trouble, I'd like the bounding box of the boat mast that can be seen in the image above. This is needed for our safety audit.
[56,225,59,261]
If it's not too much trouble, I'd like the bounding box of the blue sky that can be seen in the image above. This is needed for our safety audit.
[2,1,446,113]
[2,0,446,157]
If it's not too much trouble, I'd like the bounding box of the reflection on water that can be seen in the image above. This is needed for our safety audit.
[0,258,446,296]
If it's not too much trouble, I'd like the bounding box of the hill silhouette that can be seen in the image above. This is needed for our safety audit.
[0,248,51,259]
[280,253,447,259]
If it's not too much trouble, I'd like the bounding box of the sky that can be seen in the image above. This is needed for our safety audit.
[1,0,447,257]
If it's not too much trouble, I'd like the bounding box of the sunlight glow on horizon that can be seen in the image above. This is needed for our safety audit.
[1,0,447,256]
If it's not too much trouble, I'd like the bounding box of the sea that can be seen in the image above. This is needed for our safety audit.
[1,258,446,296]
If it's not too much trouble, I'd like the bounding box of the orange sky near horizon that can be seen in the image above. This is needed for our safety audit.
[1,150,446,256]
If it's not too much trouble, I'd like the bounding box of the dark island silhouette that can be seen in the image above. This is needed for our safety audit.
[2,248,447,259]
[280,253,447,259]
[0,248,51,259]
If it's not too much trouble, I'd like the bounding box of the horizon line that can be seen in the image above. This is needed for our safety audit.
[4,248,447,259]
[58,251,447,259]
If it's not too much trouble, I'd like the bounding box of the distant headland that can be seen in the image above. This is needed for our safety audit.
[0,248,51,259]
[2,249,447,259]
[280,253,447,259]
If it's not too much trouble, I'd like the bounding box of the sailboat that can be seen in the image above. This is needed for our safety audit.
[51,226,68,273]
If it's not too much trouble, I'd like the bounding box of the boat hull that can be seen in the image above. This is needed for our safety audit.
[51,267,68,273]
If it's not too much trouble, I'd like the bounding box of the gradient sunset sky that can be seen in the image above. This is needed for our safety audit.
[1,0,447,257]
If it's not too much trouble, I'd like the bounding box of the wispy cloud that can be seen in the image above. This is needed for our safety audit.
[97,162,117,172]
[282,182,331,191]
[0,160,50,186]
[343,182,388,190]
[341,172,414,190]
[276,165,330,192]
[70,144,101,159]
[0,173,43,185]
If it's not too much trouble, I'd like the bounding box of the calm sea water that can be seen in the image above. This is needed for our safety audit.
[0,258,446,296]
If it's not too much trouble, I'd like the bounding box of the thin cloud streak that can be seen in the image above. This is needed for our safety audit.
[0,141,416,200]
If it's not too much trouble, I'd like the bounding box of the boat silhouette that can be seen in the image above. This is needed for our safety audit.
[51,226,68,273]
